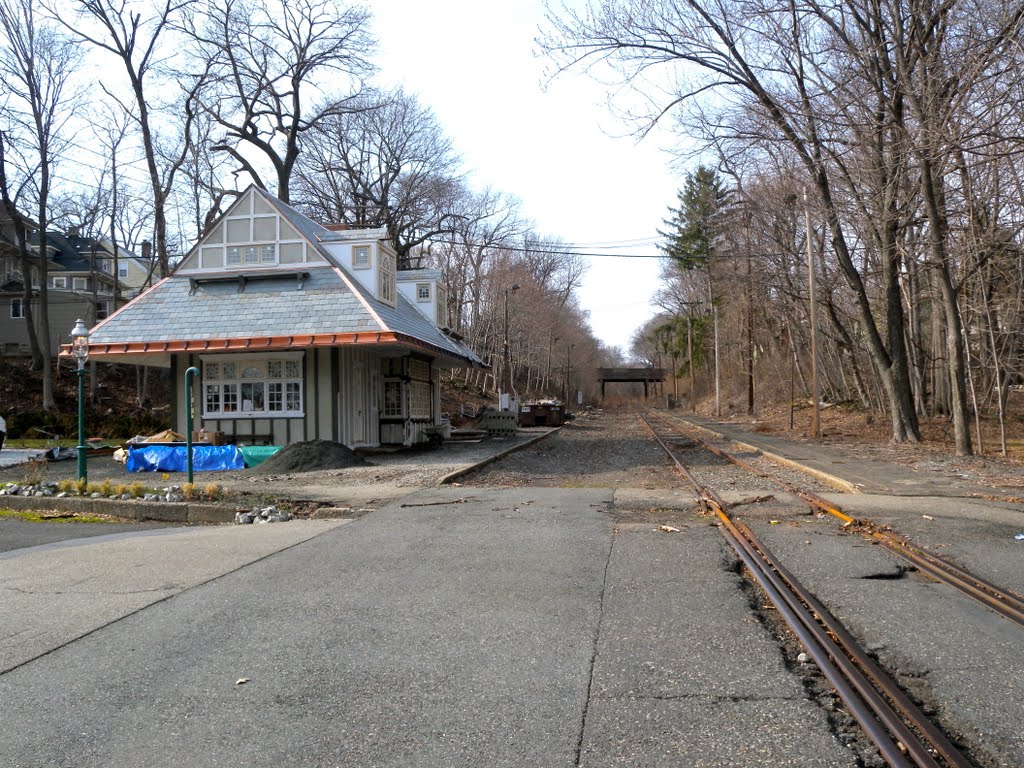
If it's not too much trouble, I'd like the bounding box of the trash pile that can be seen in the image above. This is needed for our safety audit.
[234,505,293,524]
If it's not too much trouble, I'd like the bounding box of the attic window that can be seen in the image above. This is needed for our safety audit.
[378,252,395,305]
[435,283,448,327]
[416,282,431,302]
[353,245,371,269]
[226,244,276,266]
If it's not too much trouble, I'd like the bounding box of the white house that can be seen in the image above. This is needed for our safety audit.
[65,186,483,448]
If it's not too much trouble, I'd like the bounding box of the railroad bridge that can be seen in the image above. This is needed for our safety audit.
[596,367,665,398]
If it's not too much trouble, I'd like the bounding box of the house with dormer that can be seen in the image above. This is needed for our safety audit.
[67,186,483,448]
[1,209,127,356]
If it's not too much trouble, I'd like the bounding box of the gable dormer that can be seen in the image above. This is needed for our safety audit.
[397,269,447,328]
[320,228,397,308]
[175,187,326,273]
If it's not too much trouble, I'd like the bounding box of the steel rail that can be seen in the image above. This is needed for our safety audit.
[655,410,1024,629]
[638,412,976,768]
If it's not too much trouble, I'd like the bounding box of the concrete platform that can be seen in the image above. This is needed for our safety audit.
[677,414,1024,498]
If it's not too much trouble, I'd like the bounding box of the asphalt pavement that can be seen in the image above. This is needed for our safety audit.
[0,487,857,767]
[4,414,1024,766]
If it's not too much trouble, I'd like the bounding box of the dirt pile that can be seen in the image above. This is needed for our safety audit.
[250,439,367,474]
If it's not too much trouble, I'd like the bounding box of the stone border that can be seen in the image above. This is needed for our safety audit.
[436,427,562,486]
[0,494,233,524]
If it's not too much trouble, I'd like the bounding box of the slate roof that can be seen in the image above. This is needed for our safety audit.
[85,188,483,368]
[34,231,114,274]
[89,268,375,342]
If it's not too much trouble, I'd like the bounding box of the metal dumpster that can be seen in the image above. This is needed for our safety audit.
[518,401,565,427]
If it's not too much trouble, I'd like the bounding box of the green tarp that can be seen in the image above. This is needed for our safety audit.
[240,445,281,467]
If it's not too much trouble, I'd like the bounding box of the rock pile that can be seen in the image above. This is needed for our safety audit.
[234,505,294,525]
[0,482,186,503]
[1,482,57,497]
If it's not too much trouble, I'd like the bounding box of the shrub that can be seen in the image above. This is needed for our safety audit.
[181,482,197,500]
[203,483,221,500]
[129,482,146,498]
[21,459,47,486]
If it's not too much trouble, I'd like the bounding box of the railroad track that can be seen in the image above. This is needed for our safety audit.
[638,411,977,768]
[652,409,1024,630]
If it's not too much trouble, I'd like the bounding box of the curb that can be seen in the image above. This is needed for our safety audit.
[673,418,861,495]
[0,494,236,524]
[436,427,563,486]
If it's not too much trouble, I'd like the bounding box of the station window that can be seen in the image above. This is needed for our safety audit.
[203,356,303,417]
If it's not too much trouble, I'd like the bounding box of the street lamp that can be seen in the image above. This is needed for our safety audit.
[70,319,90,481]
[502,283,519,409]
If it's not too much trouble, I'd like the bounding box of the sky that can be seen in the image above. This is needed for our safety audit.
[370,0,683,356]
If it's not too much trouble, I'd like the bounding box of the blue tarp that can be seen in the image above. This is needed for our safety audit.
[126,445,245,473]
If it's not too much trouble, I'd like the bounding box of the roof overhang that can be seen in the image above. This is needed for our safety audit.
[59,331,486,370]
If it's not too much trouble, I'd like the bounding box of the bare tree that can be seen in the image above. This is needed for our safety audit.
[295,89,468,267]
[57,0,200,278]
[0,0,81,409]
[186,0,375,204]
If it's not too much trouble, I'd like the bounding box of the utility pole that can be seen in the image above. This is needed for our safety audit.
[804,188,821,438]
[546,334,559,395]
[564,343,574,406]
[502,283,519,409]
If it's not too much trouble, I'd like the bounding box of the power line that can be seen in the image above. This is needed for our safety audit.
[425,241,667,259]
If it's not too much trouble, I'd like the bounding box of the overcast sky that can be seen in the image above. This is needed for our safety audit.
[371,0,683,356]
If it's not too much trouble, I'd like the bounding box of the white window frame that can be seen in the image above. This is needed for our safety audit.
[51,276,68,289]
[435,283,448,327]
[416,282,431,302]
[377,251,395,305]
[10,297,25,319]
[381,378,404,418]
[200,353,304,418]
[117,265,129,278]
[73,277,89,291]
[352,244,371,269]
[226,243,277,267]
[410,381,431,419]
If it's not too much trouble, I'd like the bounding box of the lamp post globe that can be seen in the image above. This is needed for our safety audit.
[70,319,90,481]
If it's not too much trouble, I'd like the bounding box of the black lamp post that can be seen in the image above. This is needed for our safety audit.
[70,319,90,481]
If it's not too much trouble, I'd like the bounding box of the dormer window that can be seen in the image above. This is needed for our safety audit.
[416,282,431,302]
[353,245,371,269]
[378,252,395,305]
[227,244,276,266]
[436,283,448,327]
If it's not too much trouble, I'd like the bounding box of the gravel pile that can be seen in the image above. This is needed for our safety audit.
[251,440,366,474]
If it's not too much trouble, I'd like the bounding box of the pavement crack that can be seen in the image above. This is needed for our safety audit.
[574,526,615,768]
